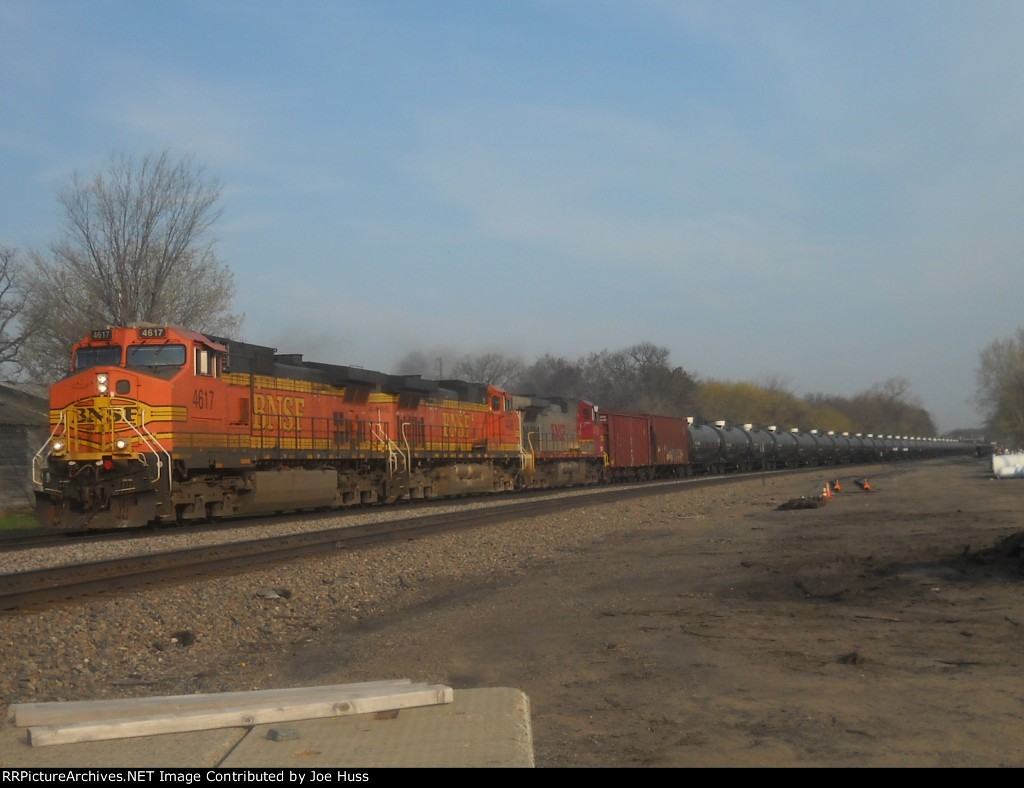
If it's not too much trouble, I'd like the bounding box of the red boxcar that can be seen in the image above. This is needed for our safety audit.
[649,415,690,473]
[601,411,654,480]
[602,411,690,480]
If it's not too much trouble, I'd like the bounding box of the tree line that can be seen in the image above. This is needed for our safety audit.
[396,344,940,437]
[1,149,1017,441]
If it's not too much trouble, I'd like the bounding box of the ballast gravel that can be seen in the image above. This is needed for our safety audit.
[0,484,745,710]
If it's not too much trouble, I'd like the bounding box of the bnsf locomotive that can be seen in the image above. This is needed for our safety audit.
[32,324,971,529]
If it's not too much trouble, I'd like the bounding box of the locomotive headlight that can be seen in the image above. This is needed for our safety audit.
[51,439,65,456]
[114,438,129,451]
[96,373,109,394]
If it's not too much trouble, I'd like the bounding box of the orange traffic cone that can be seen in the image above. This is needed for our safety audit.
[832,479,841,492]
[862,479,871,492]
[822,482,832,498]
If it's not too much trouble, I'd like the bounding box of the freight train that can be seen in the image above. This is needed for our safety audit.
[31,324,972,529]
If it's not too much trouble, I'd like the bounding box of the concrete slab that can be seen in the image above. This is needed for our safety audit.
[1,688,533,768]
[221,687,533,768]
[0,721,245,768]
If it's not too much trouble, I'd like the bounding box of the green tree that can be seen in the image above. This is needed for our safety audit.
[697,379,811,428]
[22,150,242,382]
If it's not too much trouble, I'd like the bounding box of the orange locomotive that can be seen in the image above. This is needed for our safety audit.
[33,325,530,529]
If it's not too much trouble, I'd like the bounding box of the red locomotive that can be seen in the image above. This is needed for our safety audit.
[32,324,971,529]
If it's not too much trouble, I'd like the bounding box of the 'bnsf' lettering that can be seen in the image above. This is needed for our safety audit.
[253,393,306,431]
[74,405,141,426]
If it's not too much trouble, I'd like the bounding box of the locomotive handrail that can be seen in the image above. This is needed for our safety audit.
[31,410,69,489]
[370,421,405,477]
[399,421,414,470]
[109,406,172,494]
[522,425,537,473]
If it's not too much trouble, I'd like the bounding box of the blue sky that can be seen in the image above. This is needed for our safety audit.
[3,0,1022,432]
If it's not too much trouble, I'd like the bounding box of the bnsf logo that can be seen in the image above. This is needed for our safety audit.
[73,405,142,427]
[252,393,306,431]
[443,412,473,439]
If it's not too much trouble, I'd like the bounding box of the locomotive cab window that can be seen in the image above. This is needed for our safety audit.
[195,347,219,377]
[126,344,187,368]
[73,345,123,371]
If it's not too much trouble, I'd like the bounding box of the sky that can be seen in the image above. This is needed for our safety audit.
[2,0,1022,433]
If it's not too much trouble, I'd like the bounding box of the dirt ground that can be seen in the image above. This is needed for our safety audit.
[275,456,1024,767]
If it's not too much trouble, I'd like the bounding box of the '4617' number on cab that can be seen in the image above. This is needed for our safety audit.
[193,388,214,410]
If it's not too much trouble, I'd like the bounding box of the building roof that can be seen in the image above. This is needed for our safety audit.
[0,383,48,425]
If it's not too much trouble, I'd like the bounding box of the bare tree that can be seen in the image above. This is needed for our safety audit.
[450,352,524,389]
[0,246,38,381]
[517,354,587,398]
[976,327,1024,448]
[22,150,242,382]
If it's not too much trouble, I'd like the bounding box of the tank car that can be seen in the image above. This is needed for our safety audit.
[765,427,799,469]
[739,424,778,470]
[788,428,820,466]
[687,420,725,474]
[712,421,754,472]
[809,430,836,466]
[829,432,852,464]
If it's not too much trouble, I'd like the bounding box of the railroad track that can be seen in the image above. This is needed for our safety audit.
[0,464,892,611]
